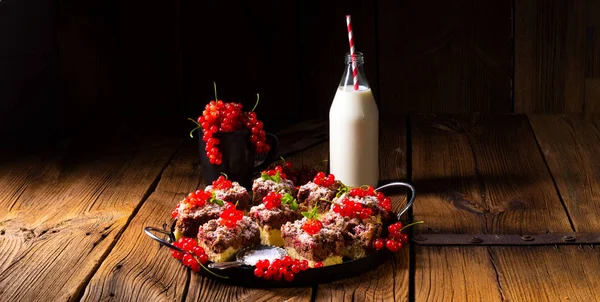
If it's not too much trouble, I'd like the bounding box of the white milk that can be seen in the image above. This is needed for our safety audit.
[329,85,379,187]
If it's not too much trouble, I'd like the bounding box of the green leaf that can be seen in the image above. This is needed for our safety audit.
[301,203,319,219]
[261,173,271,181]
[272,171,282,183]
[210,191,225,206]
[282,193,298,211]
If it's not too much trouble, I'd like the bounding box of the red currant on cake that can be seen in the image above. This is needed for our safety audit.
[212,175,233,190]
[313,172,336,187]
[300,204,323,235]
[219,202,244,228]
[302,219,322,235]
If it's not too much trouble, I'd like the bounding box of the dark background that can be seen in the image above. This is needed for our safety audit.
[1,0,599,150]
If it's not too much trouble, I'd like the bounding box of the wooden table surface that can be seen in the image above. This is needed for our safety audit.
[1,114,599,302]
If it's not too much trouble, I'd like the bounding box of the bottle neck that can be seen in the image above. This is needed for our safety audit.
[339,52,370,91]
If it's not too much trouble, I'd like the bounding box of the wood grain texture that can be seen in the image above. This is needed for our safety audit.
[378,0,512,114]
[411,114,574,301]
[515,0,587,113]
[411,114,572,234]
[586,0,600,77]
[0,139,179,301]
[81,144,200,301]
[415,247,502,301]
[315,117,409,302]
[584,78,600,115]
[491,246,600,302]
[528,115,600,231]
[296,0,378,118]
[80,191,190,302]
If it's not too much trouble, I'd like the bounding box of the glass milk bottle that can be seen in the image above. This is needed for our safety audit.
[329,52,379,187]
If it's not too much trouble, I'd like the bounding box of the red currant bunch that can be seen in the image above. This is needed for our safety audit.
[172,190,214,218]
[246,111,270,154]
[302,219,323,235]
[262,165,287,180]
[254,257,313,281]
[219,202,244,228]
[373,222,409,252]
[348,186,377,198]
[212,175,232,190]
[376,192,393,212]
[192,85,271,165]
[332,198,374,220]
[262,192,283,210]
[313,172,336,187]
[171,237,209,272]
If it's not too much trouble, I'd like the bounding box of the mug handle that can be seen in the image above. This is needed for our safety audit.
[144,226,185,253]
[254,133,279,172]
[375,182,416,221]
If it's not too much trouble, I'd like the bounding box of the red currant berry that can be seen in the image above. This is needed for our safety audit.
[290,264,301,273]
[386,239,399,252]
[374,238,384,250]
[199,254,209,264]
[284,271,295,281]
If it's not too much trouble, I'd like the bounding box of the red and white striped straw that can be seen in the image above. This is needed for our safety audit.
[346,15,359,91]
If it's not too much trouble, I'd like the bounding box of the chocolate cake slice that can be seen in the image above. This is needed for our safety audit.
[173,192,222,240]
[321,212,382,259]
[332,192,391,223]
[297,180,343,213]
[251,178,296,205]
[197,216,260,263]
[281,217,345,267]
[205,181,251,211]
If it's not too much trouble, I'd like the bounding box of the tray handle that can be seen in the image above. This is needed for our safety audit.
[375,182,416,221]
[144,226,185,253]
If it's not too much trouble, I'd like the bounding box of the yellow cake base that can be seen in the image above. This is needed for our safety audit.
[259,227,285,247]
[285,247,343,267]
[198,244,238,263]
[173,229,184,242]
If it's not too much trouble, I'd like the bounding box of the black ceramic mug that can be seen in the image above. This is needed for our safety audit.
[199,130,278,191]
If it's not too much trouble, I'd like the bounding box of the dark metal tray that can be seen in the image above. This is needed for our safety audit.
[145,182,415,287]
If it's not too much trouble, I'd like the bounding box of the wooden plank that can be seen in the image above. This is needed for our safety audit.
[296,0,377,118]
[490,246,600,301]
[80,191,190,301]
[586,0,600,77]
[584,78,600,115]
[81,143,199,301]
[415,247,502,301]
[412,114,572,234]
[411,114,574,301]
[515,0,587,113]
[181,0,301,130]
[529,115,600,231]
[378,0,512,114]
[315,117,409,301]
[186,281,312,302]
[0,138,179,301]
